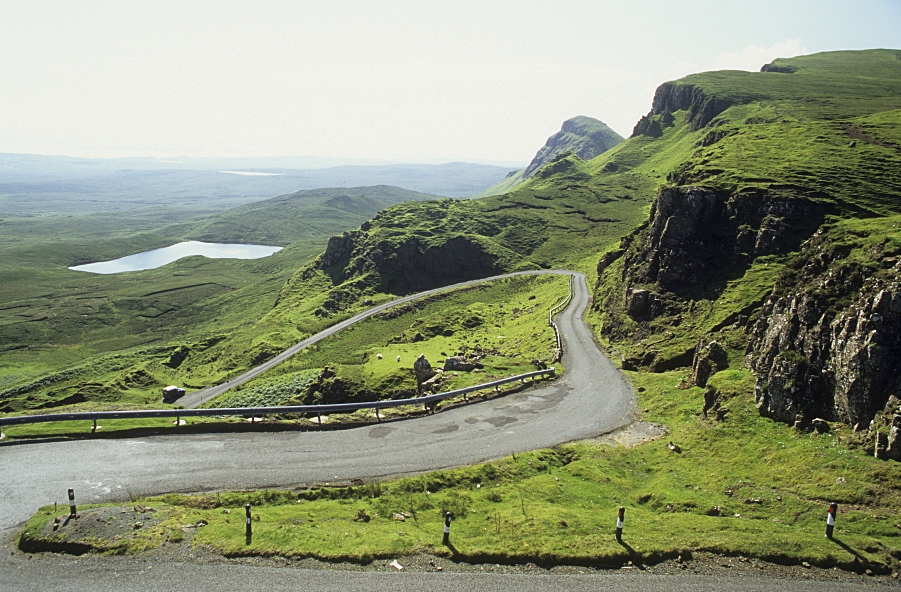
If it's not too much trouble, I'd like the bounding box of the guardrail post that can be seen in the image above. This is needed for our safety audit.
[92,417,97,433]
[68,488,77,518]
[615,506,625,542]
[375,408,381,422]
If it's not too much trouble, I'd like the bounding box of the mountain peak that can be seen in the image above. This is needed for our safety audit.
[524,116,623,178]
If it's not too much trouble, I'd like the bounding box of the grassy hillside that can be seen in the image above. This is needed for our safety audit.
[187,185,441,245]
[0,187,442,411]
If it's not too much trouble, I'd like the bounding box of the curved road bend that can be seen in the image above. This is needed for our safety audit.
[0,270,641,588]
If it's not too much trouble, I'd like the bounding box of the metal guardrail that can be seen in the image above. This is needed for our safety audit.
[0,368,555,428]
[0,271,576,432]
[548,274,575,351]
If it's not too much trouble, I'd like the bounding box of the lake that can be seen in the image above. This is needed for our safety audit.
[69,241,283,274]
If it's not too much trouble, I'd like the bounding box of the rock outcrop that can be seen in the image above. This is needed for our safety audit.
[691,341,728,387]
[747,238,901,428]
[443,356,484,372]
[413,355,436,388]
[633,82,736,137]
[316,231,507,295]
[625,187,828,297]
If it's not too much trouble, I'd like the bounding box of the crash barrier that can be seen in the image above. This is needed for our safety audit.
[548,273,575,351]
[0,368,555,429]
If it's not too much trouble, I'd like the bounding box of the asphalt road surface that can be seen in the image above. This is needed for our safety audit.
[2,552,895,592]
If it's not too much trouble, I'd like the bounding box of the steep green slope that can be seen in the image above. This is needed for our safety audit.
[593,49,901,435]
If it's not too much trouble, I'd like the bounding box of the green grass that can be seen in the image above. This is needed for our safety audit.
[222,274,568,407]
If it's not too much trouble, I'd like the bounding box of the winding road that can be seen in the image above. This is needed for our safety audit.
[0,271,634,533]
[3,272,879,590]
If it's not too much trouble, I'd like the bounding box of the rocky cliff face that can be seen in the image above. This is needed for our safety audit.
[317,229,506,295]
[607,181,901,431]
[746,235,901,427]
[524,116,623,178]
[633,82,736,137]
[620,186,828,317]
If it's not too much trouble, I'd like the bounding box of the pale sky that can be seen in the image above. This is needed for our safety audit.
[1,0,898,165]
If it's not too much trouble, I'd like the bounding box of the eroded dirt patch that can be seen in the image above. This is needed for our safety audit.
[591,421,669,448]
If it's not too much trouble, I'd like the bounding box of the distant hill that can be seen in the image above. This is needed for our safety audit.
[187,185,442,246]
[475,116,623,197]
[0,157,512,215]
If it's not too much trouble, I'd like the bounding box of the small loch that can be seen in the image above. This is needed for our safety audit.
[69,241,283,274]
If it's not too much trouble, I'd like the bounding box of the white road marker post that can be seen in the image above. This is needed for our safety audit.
[615,506,625,542]
[68,488,77,518]
[825,502,837,539]
[443,512,451,545]
[245,503,252,543]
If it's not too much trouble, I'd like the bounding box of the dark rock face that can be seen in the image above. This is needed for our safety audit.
[760,62,798,73]
[524,116,623,178]
[624,187,828,299]
[632,116,662,138]
[747,252,901,427]
[413,354,436,387]
[317,231,505,295]
[633,82,736,137]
